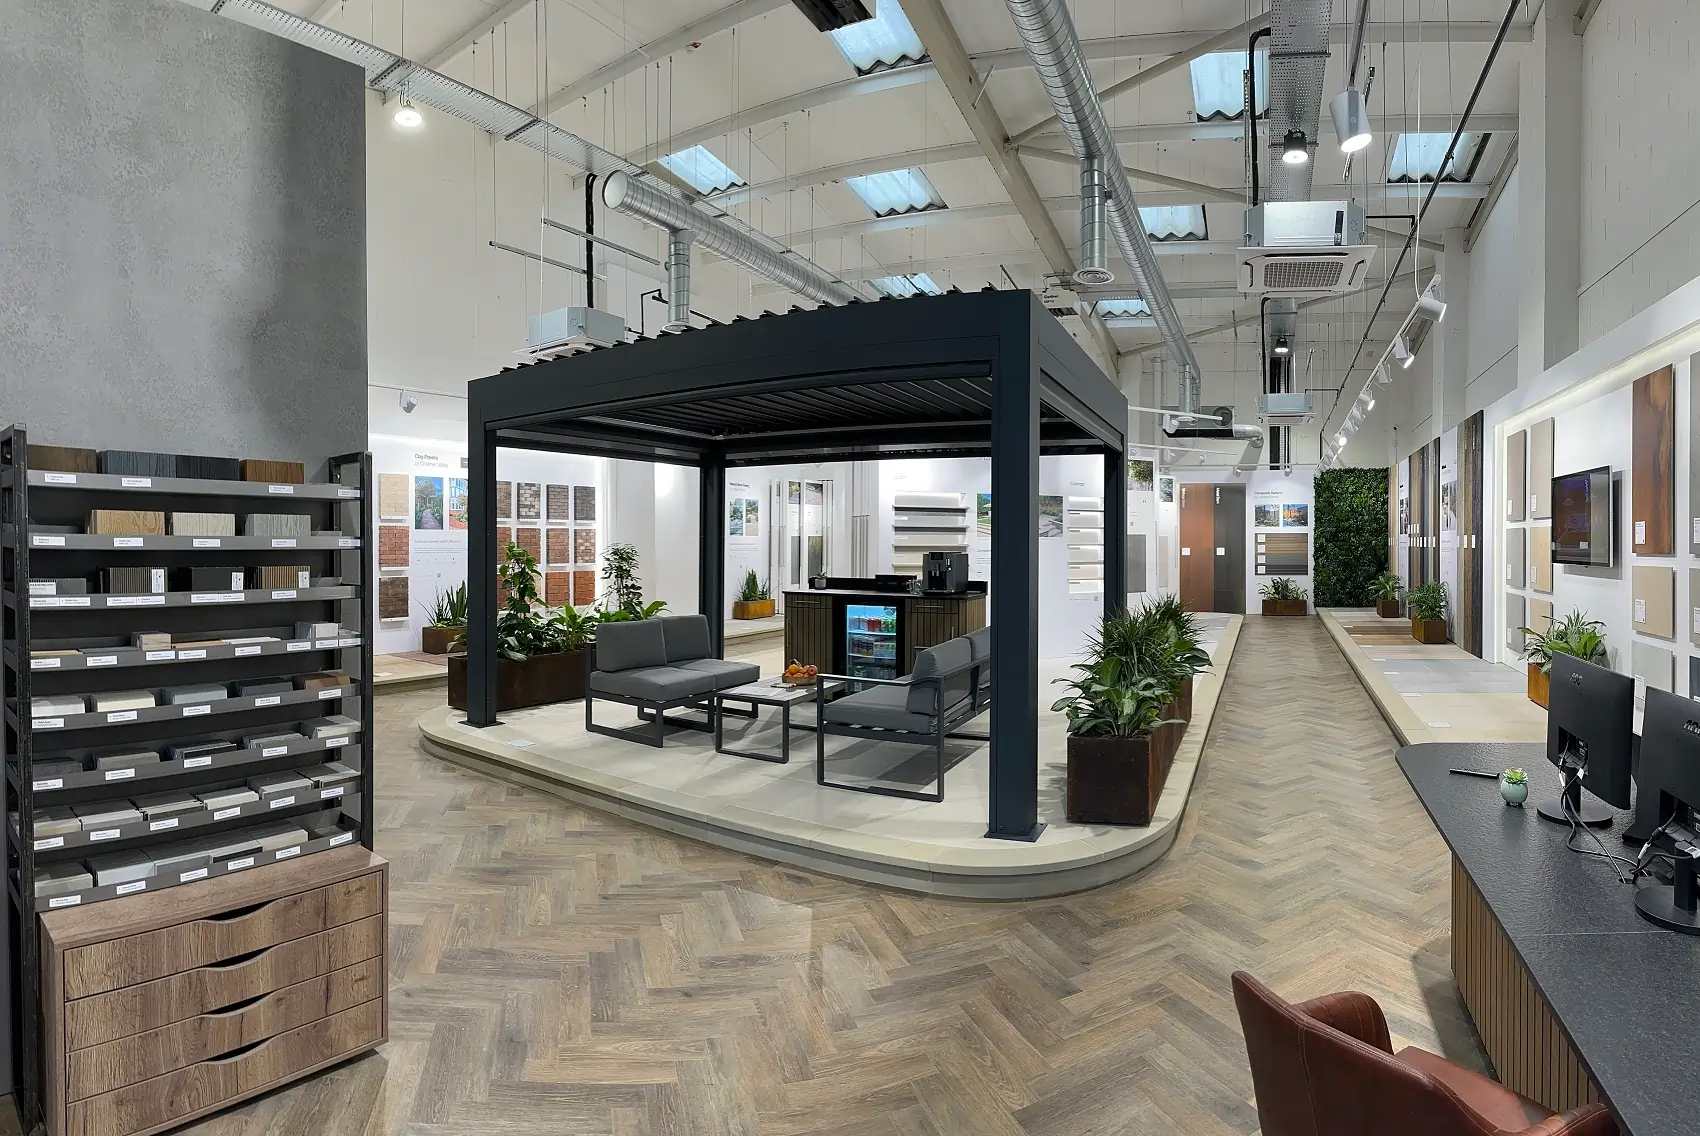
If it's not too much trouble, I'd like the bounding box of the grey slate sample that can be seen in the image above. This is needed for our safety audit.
[31,696,86,718]
[29,578,88,596]
[92,749,161,772]
[34,864,93,898]
[160,684,228,706]
[243,513,312,538]
[85,850,156,886]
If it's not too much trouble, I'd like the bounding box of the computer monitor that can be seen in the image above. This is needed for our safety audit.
[1632,688,1700,935]
[1538,653,1634,827]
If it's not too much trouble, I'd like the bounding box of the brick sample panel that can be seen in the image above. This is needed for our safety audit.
[379,576,409,620]
[547,484,572,522]
[572,570,597,606]
[573,528,597,565]
[573,485,596,522]
[516,482,541,521]
[546,528,573,565]
[516,527,541,562]
[378,525,410,568]
[378,473,409,520]
[496,481,512,518]
[545,571,571,607]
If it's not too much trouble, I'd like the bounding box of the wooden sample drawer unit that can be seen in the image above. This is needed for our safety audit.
[40,847,388,1136]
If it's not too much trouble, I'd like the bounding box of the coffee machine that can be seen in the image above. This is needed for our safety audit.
[922,551,969,594]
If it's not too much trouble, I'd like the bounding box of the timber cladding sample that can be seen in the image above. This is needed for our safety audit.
[1505,429,1526,522]
[1632,364,1675,554]
[1254,532,1308,575]
[1529,524,1553,593]
[1632,564,1676,640]
[1457,411,1486,657]
[1692,351,1700,556]
[1528,417,1554,520]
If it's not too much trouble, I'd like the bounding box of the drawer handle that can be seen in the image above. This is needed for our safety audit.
[203,899,276,924]
[205,992,269,1018]
[207,945,273,972]
[206,1038,271,1065]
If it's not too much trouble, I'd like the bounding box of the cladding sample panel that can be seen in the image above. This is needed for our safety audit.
[1505,429,1527,522]
[515,527,541,562]
[1178,483,1215,612]
[1528,598,1553,637]
[546,484,572,522]
[1529,525,1553,594]
[572,570,597,607]
[1692,353,1700,557]
[1632,641,1675,710]
[1505,592,1526,654]
[1528,417,1555,520]
[1254,532,1309,576]
[1505,527,1526,588]
[574,485,597,522]
[545,528,573,566]
[378,473,409,521]
[544,571,571,607]
[1631,365,1676,554]
[1691,568,1700,647]
[516,482,541,521]
[574,528,597,565]
[495,526,513,560]
[496,480,512,519]
[1631,564,1676,640]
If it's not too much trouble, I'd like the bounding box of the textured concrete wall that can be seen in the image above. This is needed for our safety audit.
[0,0,365,1094]
[0,0,366,470]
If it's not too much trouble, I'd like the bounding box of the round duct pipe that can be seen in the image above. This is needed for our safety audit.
[1074,159,1112,285]
[664,231,692,332]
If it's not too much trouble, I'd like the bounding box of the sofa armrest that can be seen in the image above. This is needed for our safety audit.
[1516,1105,1619,1136]
[1293,990,1392,1053]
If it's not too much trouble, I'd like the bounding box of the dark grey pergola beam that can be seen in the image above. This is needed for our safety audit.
[463,290,1129,842]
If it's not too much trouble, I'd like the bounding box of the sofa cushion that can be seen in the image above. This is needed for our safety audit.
[589,665,715,700]
[595,619,668,672]
[676,658,761,689]
[660,615,713,664]
[965,626,991,660]
[824,686,973,733]
[906,638,974,715]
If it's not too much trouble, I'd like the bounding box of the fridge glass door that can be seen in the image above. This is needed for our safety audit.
[844,603,898,685]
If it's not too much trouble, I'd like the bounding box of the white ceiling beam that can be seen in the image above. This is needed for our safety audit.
[1575,0,1608,34]
[1029,112,1520,148]
[534,0,790,119]
[898,0,1075,278]
[425,0,536,70]
[708,143,987,208]
[1465,137,1517,252]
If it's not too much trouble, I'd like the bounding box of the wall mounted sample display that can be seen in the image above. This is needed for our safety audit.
[890,491,970,572]
[1692,352,1700,557]
[1065,496,1104,593]
[1528,417,1555,520]
[516,527,541,562]
[1505,527,1527,587]
[1631,564,1676,639]
[546,484,572,522]
[516,482,541,521]
[1631,641,1675,709]
[413,476,444,530]
[1506,429,1527,522]
[1529,525,1553,593]
[1313,468,1389,606]
[545,571,572,606]
[1212,483,1247,614]
[1454,412,1486,656]
[1631,365,1675,555]
[573,569,596,606]
[1505,592,1526,653]
[546,528,573,566]
[496,480,513,519]
[378,525,410,568]
[1178,482,1215,612]
[1529,598,1554,637]
[574,485,597,522]
[574,528,597,565]
[1255,532,1309,576]
[1691,568,1700,646]
[378,473,409,521]
[379,575,409,619]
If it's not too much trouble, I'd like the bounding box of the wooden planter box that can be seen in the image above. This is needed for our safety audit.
[1376,598,1402,618]
[1528,664,1550,708]
[1261,599,1309,617]
[420,625,463,655]
[447,649,588,711]
[1175,674,1194,725]
[732,598,776,620]
[1065,710,1187,827]
[1411,617,1449,644]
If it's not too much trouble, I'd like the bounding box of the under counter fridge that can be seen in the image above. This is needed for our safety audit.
[842,601,901,685]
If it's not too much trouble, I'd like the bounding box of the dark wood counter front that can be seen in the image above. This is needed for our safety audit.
[780,589,986,675]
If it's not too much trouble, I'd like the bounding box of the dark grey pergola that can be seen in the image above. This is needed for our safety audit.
[463,288,1129,841]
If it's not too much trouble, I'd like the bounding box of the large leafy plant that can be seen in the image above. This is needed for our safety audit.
[1050,657,1181,738]
[1315,468,1390,606]
[1054,597,1209,737]
[419,581,468,627]
[1370,570,1404,602]
[464,542,600,660]
[1260,577,1307,601]
[1407,579,1449,622]
[1519,611,1608,674]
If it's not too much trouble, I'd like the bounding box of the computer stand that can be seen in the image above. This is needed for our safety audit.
[1536,766,1615,827]
[1635,854,1700,935]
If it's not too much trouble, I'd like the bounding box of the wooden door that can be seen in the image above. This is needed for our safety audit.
[1213,483,1247,614]
[1178,483,1214,612]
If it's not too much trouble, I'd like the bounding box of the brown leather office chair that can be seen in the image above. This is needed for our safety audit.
[1232,971,1619,1136]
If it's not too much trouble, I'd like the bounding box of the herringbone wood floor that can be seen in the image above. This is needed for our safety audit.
[59,617,1488,1135]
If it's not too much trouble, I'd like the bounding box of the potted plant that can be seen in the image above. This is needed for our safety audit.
[417,581,468,654]
[1259,577,1309,617]
[1517,610,1608,708]
[1407,580,1449,644]
[1500,768,1529,807]
[1105,595,1209,725]
[1370,570,1404,619]
[448,543,600,711]
[732,569,775,620]
[1053,655,1184,826]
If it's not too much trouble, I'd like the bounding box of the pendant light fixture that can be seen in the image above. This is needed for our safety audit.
[1281,130,1310,165]
[1393,335,1415,368]
[1329,88,1373,153]
[394,97,422,129]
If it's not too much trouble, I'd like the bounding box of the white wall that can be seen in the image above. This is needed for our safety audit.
[1466,168,1521,414]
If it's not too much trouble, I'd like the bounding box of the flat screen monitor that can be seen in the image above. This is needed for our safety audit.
[1540,653,1635,825]
[1633,688,1700,934]
[1551,466,1613,567]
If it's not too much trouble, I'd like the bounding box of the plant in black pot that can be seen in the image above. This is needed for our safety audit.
[1259,577,1309,617]
[448,542,600,710]
[1517,610,1608,708]
[1370,570,1404,618]
[1407,580,1449,644]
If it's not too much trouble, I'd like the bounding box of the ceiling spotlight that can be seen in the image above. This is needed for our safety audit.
[1281,130,1311,166]
[394,98,423,129]
[1273,335,1291,355]
[1416,280,1447,323]
[1363,393,1376,410]
[1375,363,1392,386]
[1329,88,1373,154]
[1393,335,1414,368]
[1334,433,1348,448]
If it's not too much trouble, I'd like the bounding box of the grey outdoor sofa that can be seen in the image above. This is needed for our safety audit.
[585,615,760,747]
[814,634,989,802]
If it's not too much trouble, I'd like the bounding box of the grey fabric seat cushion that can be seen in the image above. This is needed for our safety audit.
[824,686,972,733]
[659,615,713,664]
[965,627,991,690]
[595,619,668,672]
[677,658,761,689]
[589,665,715,700]
[906,637,975,715]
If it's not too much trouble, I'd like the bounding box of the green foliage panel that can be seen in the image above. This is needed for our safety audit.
[1315,468,1390,606]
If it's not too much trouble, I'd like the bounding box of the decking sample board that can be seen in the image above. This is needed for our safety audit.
[1631,365,1675,554]
[1528,599,1553,637]
[1505,527,1526,588]
[1505,592,1526,654]
[1529,525,1552,593]
[1506,429,1527,522]
[1631,564,1676,640]
[1529,417,1554,520]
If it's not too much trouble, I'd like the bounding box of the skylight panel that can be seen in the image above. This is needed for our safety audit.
[1189,51,1268,120]
[1140,205,1208,242]
[870,273,941,298]
[828,0,926,74]
[1096,299,1151,318]
[657,145,744,195]
[1387,132,1488,183]
[843,168,945,217]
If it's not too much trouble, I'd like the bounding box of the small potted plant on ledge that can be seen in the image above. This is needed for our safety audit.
[732,569,775,620]
[1259,577,1309,617]
[1371,570,1405,618]
[1054,655,1183,827]
[1407,580,1450,644]
[418,581,468,655]
[448,543,599,711]
[1517,610,1608,708]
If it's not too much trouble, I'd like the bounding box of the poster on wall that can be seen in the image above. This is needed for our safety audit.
[1282,503,1309,527]
[1038,495,1064,538]
[414,477,444,530]
[1254,504,1281,528]
[1128,459,1155,492]
[729,499,745,536]
[976,493,992,535]
[447,478,467,530]
[1158,477,1174,503]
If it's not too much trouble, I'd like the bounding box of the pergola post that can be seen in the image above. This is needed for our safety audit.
[699,454,726,658]
[465,409,500,726]
[986,304,1044,842]
[1103,447,1128,611]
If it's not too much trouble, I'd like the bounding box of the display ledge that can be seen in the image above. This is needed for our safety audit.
[18,789,360,855]
[11,531,360,551]
[11,684,356,734]
[21,824,361,913]
[13,635,361,674]
[17,731,357,794]
[11,585,358,613]
[19,469,363,501]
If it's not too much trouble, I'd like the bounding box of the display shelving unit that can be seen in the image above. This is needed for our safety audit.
[0,427,373,1130]
[891,491,970,574]
[1066,495,1106,594]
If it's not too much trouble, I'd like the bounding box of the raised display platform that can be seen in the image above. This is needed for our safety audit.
[417,616,1240,898]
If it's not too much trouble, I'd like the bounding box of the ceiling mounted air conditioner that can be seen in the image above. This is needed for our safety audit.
[1240,201,1377,295]
[1257,392,1315,425]
[523,307,627,359]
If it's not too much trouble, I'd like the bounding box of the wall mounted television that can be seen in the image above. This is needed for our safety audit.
[1551,465,1614,567]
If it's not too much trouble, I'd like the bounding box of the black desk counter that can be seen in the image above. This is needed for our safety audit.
[1398,742,1700,1136]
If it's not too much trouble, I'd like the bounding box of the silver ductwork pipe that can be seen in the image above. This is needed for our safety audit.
[664,231,693,332]
[604,172,861,307]
[1002,0,1201,386]
[1075,159,1111,285]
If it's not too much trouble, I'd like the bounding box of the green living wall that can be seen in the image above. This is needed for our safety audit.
[1314,468,1389,606]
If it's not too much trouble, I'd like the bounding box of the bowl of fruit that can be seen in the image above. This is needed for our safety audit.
[780,661,819,687]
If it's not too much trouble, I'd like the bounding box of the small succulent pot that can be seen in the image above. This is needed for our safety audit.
[1499,771,1529,807]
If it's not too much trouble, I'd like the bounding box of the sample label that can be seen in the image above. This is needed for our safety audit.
[1636,598,1647,623]
[225,857,255,871]
[235,645,262,657]
[44,472,76,484]
[338,487,359,498]
[338,537,358,548]
[145,650,176,661]
[33,836,64,851]
[108,595,166,607]
[339,637,359,648]
[34,718,64,729]
[1692,608,1700,636]
[1693,517,1700,544]
[287,641,310,652]
[326,736,350,747]
[255,695,282,708]
[262,745,289,757]
[271,589,298,600]
[184,756,213,768]
[268,484,295,494]
[269,795,296,809]
[182,704,211,717]
[112,537,144,548]
[1180,547,1191,556]
[120,476,151,488]
[149,818,179,832]
[31,657,61,670]
[192,537,221,548]
[105,768,136,781]
[314,639,337,649]
[189,593,241,605]
[330,832,354,846]
[271,538,297,548]
[177,649,207,660]
[180,868,208,882]
[32,778,63,791]
[1636,520,1647,545]
[318,688,342,700]
[86,655,117,667]
[28,581,55,595]
[106,710,137,723]
[213,807,242,821]
[1530,493,1538,513]
[116,880,147,895]
[321,786,345,799]
[89,828,120,841]
[32,535,65,547]
[48,895,81,908]
[507,740,535,749]
[276,845,301,859]
[33,596,90,608]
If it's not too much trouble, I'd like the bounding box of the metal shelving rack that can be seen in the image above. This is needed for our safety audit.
[0,427,374,1132]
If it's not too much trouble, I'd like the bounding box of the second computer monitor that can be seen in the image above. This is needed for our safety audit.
[1541,653,1635,823]
[1638,688,1700,828]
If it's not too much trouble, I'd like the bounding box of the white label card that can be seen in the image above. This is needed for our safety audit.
[31,657,60,670]
[112,537,143,548]
[1693,517,1700,544]
[262,745,289,757]
[236,646,262,657]
[268,484,294,494]
[108,595,165,607]
[1635,520,1647,545]
[44,472,76,484]
[90,828,119,841]
[28,581,54,595]
[1636,598,1647,623]
[34,836,64,851]
[314,639,337,649]
[271,538,297,548]
[32,535,65,547]
[276,845,301,859]
[106,710,137,723]
[149,818,179,832]
[213,807,242,821]
[326,736,350,748]
[192,537,221,548]
[1181,547,1191,556]
[225,857,255,871]
[269,795,296,808]
[145,650,176,661]
[120,476,151,488]
[32,778,63,791]
[177,649,206,660]
[104,768,135,781]
[180,868,208,882]
[287,641,310,652]
[330,832,354,846]
[184,756,213,768]
[48,895,81,908]
[338,537,358,548]
[182,704,211,717]
[86,655,117,667]
[1693,608,1700,636]
[271,589,297,600]
[1530,493,1538,512]
[255,695,282,708]
[34,718,63,729]
[319,688,342,700]
[338,488,359,498]
[338,637,359,648]
[321,786,345,799]
[190,593,242,605]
